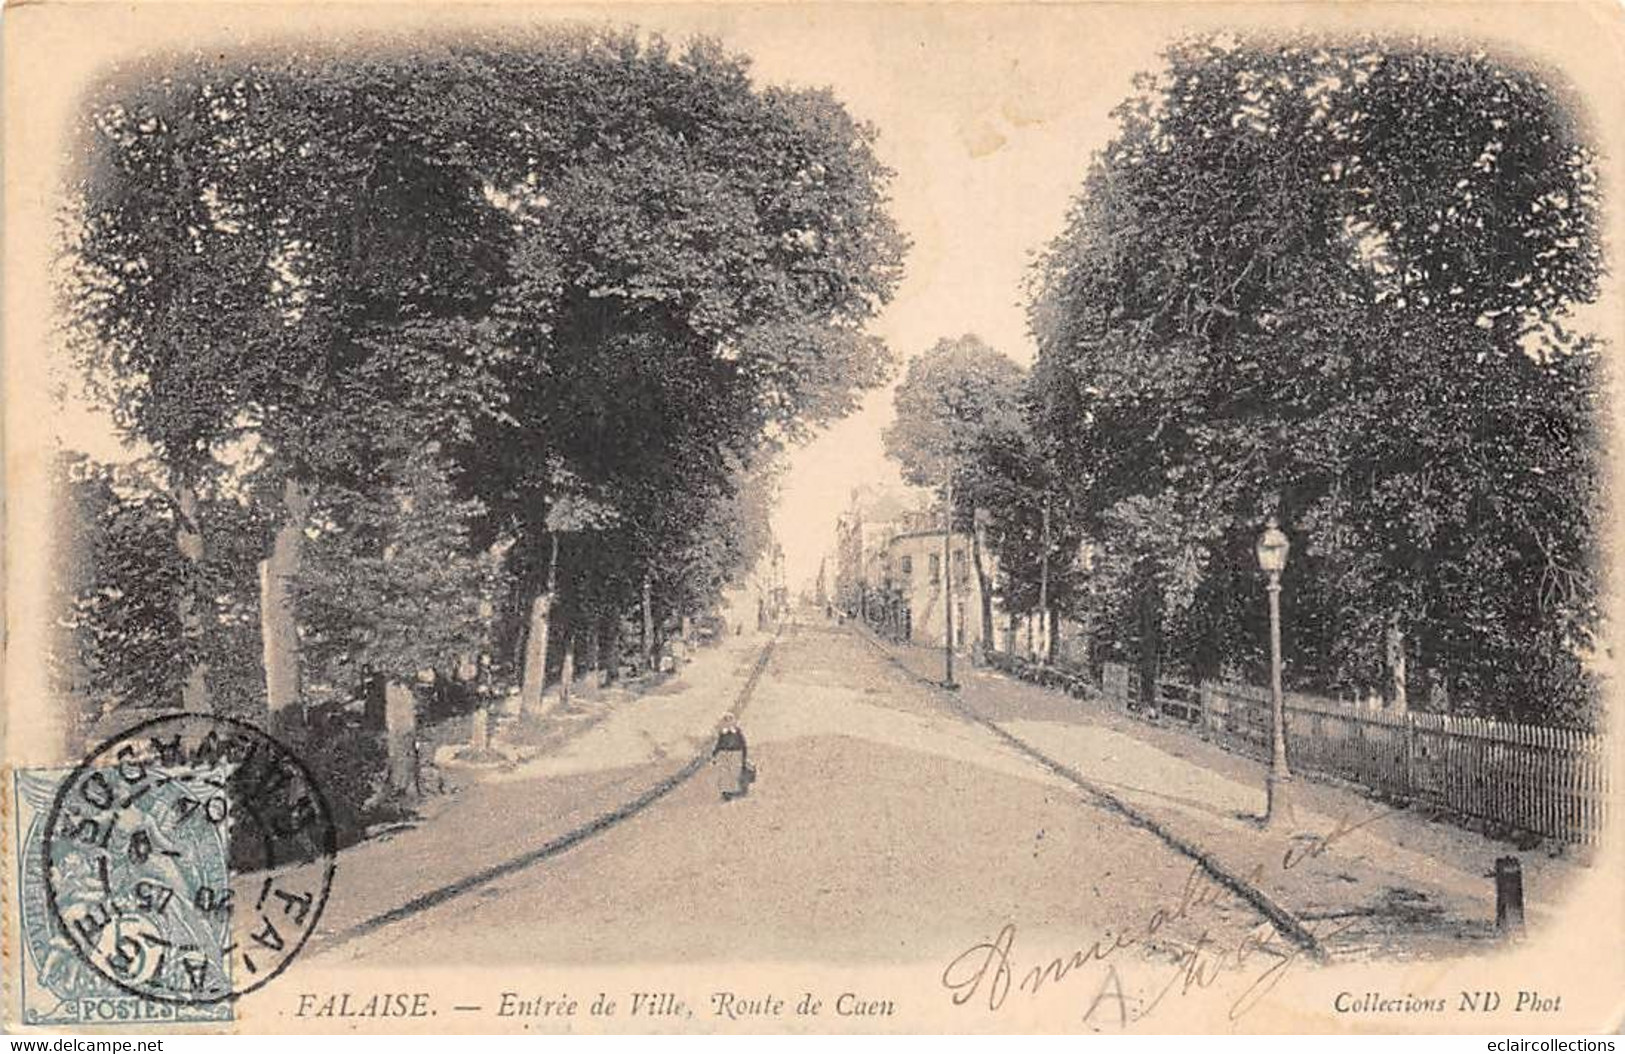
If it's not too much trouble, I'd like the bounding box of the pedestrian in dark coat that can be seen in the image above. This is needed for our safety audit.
[712,712,751,800]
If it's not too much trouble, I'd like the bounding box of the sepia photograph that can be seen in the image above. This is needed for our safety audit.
[2,0,1622,1037]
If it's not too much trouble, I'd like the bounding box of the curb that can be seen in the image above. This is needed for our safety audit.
[857,628,1328,965]
[315,631,780,953]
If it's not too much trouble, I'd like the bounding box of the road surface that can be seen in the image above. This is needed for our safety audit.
[298,618,1283,1011]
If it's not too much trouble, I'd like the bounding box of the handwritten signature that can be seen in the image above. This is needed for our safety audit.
[941,806,1392,1024]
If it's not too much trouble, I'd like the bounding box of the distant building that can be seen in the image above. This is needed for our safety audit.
[833,485,1009,651]
[880,520,997,653]
[832,483,922,616]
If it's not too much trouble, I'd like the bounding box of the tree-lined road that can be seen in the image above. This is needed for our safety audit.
[305,619,1276,1008]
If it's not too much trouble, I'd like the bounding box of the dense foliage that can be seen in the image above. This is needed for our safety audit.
[1022,36,1605,727]
[56,29,902,778]
[882,335,1026,644]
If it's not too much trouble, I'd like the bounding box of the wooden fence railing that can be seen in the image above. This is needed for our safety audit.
[988,652,1611,845]
[1196,679,1612,844]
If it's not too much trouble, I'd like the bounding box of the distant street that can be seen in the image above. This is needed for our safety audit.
[305,619,1272,988]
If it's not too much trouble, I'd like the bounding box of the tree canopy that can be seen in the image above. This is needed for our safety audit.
[882,334,1024,490]
[58,29,902,754]
[1026,35,1604,726]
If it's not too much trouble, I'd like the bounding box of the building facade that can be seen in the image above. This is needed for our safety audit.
[879,519,997,653]
[832,485,1011,654]
[832,483,921,617]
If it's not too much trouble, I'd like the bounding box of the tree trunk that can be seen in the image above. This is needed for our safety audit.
[174,482,211,713]
[1137,581,1161,710]
[653,599,669,668]
[469,591,494,748]
[1385,612,1409,713]
[1073,611,1092,673]
[599,615,619,688]
[383,679,419,800]
[1047,606,1060,665]
[260,477,311,738]
[585,620,601,676]
[518,590,552,717]
[519,535,560,718]
[559,633,576,708]
[1428,668,1451,714]
[970,512,994,648]
[641,575,655,673]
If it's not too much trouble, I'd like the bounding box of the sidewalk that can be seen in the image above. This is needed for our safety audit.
[879,637,1588,961]
[301,630,774,958]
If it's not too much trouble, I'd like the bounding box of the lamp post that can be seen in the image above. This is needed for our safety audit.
[1037,493,1050,662]
[1256,515,1294,828]
[942,467,958,689]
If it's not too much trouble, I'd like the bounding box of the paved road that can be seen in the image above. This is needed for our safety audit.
[302,618,1280,1011]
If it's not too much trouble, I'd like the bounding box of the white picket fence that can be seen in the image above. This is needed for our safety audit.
[1082,661,1611,845]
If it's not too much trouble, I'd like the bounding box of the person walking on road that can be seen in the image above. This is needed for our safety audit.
[712,712,754,801]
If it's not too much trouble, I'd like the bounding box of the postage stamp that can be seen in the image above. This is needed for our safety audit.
[14,768,230,1025]
[36,714,337,1009]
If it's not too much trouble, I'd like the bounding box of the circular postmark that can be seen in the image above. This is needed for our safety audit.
[43,713,337,1004]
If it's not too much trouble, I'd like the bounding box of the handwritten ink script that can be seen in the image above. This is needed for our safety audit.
[942,808,1392,1025]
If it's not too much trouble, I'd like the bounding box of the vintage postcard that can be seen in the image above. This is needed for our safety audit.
[3,0,1623,1036]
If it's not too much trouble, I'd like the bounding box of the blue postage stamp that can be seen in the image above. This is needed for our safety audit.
[14,767,233,1026]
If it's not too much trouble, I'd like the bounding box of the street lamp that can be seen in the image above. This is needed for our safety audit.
[941,467,959,690]
[1256,515,1294,828]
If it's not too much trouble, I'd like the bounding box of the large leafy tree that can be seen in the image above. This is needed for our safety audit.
[65,53,513,728]
[1029,36,1604,725]
[50,456,189,729]
[299,443,491,801]
[446,31,903,699]
[970,409,1091,660]
[882,335,1026,646]
[60,30,902,750]
[48,454,270,747]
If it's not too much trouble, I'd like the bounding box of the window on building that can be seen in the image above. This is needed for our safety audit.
[953,547,969,583]
[928,553,941,584]
[900,554,913,575]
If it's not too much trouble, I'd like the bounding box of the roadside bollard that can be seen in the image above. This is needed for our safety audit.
[1495,855,1526,938]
